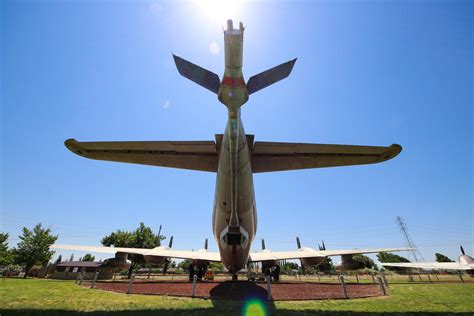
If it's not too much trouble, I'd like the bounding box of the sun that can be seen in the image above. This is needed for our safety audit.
[194,0,245,22]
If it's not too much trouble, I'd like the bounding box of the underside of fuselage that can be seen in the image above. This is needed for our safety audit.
[212,117,256,273]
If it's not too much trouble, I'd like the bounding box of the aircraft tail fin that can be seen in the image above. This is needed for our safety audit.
[173,54,221,94]
[247,59,297,95]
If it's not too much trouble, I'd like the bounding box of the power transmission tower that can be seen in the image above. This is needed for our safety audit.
[396,216,424,262]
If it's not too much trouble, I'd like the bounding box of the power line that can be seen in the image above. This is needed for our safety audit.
[396,216,424,262]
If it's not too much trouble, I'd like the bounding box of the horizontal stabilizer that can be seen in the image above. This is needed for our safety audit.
[247,59,297,94]
[173,54,221,94]
[65,139,218,172]
[252,142,402,173]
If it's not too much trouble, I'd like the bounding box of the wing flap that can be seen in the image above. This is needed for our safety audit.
[65,139,218,172]
[252,142,402,173]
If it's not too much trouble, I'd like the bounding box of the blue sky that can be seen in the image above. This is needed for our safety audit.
[1,0,472,264]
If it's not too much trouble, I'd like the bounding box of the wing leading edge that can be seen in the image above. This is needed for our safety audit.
[249,247,411,262]
[65,139,218,172]
[252,142,402,173]
[381,262,474,271]
[51,244,221,262]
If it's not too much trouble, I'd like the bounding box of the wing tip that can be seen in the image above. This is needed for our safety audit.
[382,143,402,161]
[65,138,85,157]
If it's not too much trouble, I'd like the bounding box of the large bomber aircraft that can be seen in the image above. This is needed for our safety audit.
[53,20,407,280]
[382,246,474,276]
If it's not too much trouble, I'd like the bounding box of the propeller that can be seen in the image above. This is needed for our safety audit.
[460,245,465,255]
[262,239,266,250]
[204,238,208,250]
[168,236,173,248]
[319,240,326,251]
[296,237,301,249]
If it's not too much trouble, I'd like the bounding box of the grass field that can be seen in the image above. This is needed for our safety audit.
[1,278,473,315]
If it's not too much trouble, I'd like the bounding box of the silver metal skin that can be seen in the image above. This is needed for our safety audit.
[213,20,255,274]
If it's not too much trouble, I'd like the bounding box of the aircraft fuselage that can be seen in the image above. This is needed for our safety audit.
[212,20,256,274]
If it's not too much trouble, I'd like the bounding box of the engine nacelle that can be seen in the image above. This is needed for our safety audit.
[336,254,364,271]
[103,252,131,269]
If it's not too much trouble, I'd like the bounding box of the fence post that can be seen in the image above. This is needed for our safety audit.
[427,275,432,284]
[355,274,359,283]
[458,274,464,283]
[78,270,85,285]
[382,274,389,288]
[191,274,198,297]
[91,271,99,289]
[266,275,272,301]
[377,276,386,296]
[339,275,348,299]
[127,274,135,294]
[371,275,376,284]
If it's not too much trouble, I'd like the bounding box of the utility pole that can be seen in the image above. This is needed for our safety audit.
[396,216,424,262]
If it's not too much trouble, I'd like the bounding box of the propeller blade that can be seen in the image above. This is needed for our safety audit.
[296,237,301,249]
[262,239,266,250]
[168,236,174,248]
[204,238,208,250]
[322,240,326,251]
[460,245,465,255]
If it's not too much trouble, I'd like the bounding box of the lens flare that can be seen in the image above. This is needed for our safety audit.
[243,299,266,316]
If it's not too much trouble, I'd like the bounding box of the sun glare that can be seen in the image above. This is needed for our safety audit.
[194,0,245,22]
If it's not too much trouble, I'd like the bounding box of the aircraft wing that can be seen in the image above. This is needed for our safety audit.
[249,247,410,262]
[251,142,402,173]
[381,262,474,270]
[51,244,221,262]
[65,139,218,172]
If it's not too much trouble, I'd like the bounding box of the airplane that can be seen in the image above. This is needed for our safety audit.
[381,246,474,276]
[52,20,407,280]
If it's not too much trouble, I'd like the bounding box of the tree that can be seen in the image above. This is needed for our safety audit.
[209,261,224,271]
[101,223,165,278]
[315,257,336,273]
[281,262,299,274]
[377,252,410,271]
[13,224,58,278]
[0,232,14,266]
[353,254,376,269]
[177,259,192,271]
[435,253,454,263]
[55,255,62,265]
[81,253,95,261]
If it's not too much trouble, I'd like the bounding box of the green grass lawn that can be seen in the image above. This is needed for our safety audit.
[1,278,473,315]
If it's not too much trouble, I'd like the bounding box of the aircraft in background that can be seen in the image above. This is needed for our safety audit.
[382,246,474,276]
[52,20,406,280]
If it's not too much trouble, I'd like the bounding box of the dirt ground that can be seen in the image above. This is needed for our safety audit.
[90,280,384,301]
